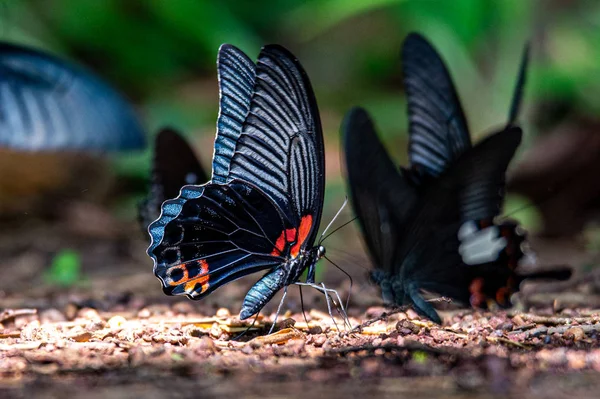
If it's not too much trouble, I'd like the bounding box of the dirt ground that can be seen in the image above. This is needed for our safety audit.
[2,218,600,398]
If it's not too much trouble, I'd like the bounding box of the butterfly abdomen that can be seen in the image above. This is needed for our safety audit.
[240,267,287,320]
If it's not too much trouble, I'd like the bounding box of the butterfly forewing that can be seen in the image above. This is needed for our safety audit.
[212,44,256,183]
[342,107,417,272]
[402,33,471,178]
[227,45,325,246]
[139,128,207,229]
[0,42,145,151]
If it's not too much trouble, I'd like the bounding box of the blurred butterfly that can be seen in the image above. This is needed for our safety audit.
[138,128,208,231]
[0,42,145,152]
[343,33,567,323]
[148,44,334,322]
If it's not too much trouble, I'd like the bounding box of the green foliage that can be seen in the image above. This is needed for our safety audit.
[44,249,83,287]
[3,0,596,226]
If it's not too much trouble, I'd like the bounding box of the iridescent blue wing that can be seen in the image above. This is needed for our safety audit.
[148,45,324,314]
[402,33,471,178]
[149,180,286,300]
[138,127,207,230]
[211,44,256,183]
[0,42,145,151]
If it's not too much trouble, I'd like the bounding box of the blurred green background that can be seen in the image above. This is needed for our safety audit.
[1,0,598,232]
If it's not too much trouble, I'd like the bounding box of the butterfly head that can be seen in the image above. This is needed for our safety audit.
[315,245,326,260]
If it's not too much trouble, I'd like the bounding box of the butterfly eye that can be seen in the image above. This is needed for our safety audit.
[317,245,326,258]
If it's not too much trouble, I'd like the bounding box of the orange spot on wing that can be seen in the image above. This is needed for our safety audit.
[168,259,210,294]
[183,259,210,294]
[290,215,313,258]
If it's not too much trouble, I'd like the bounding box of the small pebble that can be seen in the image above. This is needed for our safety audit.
[108,315,127,330]
[564,327,585,341]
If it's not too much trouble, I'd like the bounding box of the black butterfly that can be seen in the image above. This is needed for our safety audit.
[138,128,208,231]
[342,33,536,323]
[0,42,145,151]
[147,44,329,321]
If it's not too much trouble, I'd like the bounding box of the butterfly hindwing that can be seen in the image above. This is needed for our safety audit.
[151,180,289,299]
[389,127,523,320]
[507,43,530,127]
[0,42,145,151]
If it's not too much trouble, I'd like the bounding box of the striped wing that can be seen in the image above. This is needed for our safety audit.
[211,44,256,183]
[0,42,145,151]
[402,33,471,178]
[149,180,301,299]
[147,44,324,300]
[227,44,325,247]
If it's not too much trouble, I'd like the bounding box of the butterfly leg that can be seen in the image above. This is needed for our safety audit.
[268,286,288,334]
[322,282,353,330]
[295,282,351,330]
[407,282,442,324]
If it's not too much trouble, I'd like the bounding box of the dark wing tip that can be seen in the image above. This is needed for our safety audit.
[155,126,184,146]
[341,107,376,151]
[503,125,523,147]
[260,44,298,61]
[402,32,435,55]
[342,106,371,130]
[507,42,531,127]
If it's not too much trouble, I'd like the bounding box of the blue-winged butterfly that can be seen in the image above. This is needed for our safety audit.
[147,44,330,321]
[0,42,145,151]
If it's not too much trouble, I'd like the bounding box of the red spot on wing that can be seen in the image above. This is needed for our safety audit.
[270,215,313,258]
[285,228,296,242]
[495,286,510,306]
[291,215,313,258]
[469,277,485,308]
[168,259,210,294]
[272,232,287,255]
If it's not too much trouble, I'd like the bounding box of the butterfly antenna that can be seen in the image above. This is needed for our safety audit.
[268,286,288,335]
[319,216,358,246]
[318,197,348,245]
[324,255,353,311]
[232,312,261,341]
[326,244,371,272]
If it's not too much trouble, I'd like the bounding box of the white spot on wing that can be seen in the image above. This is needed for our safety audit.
[458,221,507,265]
